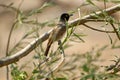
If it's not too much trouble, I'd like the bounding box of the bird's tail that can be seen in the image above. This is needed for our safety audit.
[45,42,52,56]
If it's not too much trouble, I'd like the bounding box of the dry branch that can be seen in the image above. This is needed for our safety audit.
[0,4,120,67]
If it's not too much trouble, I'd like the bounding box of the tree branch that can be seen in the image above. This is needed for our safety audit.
[0,4,120,67]
[69,4,120,27]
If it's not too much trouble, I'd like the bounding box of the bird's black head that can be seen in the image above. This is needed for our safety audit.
[60,13,72,22]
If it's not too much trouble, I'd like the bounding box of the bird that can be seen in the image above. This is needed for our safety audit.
[45,13,72,56]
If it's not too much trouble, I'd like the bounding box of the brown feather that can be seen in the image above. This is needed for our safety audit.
[44,41,52,56]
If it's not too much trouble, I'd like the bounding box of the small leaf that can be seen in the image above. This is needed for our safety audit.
[72,33,85,42]
[82,64,89,72]
[86,0,95,5]
[54,78,67,80]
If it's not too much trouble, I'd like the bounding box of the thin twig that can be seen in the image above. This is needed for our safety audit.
[110,23,120,40]
[44,40,65,79]
[0,3,20,12]
[4,1,23,80]
[85,19,105,22]
[5,22,17,80]
[82,23,115,33]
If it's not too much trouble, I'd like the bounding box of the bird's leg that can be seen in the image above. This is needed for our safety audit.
[58,40,61,45]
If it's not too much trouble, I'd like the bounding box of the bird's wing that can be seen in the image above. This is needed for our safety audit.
[45,27,58,56]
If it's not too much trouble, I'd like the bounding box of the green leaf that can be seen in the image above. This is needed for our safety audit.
[54,78,67,80]
[63,44,73,49]
[32,69,39,74]
[72,33,85,42]
[86,0,95,5]
[82,64,89,72]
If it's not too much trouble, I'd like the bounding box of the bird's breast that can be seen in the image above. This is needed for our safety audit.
[55,25,66,41]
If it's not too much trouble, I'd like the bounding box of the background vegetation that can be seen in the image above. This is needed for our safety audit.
[0,0,120,80]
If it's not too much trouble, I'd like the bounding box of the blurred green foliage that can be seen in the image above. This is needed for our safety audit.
[1,0,120,80]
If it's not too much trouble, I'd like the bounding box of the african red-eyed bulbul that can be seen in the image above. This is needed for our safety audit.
[45,13,72,56]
